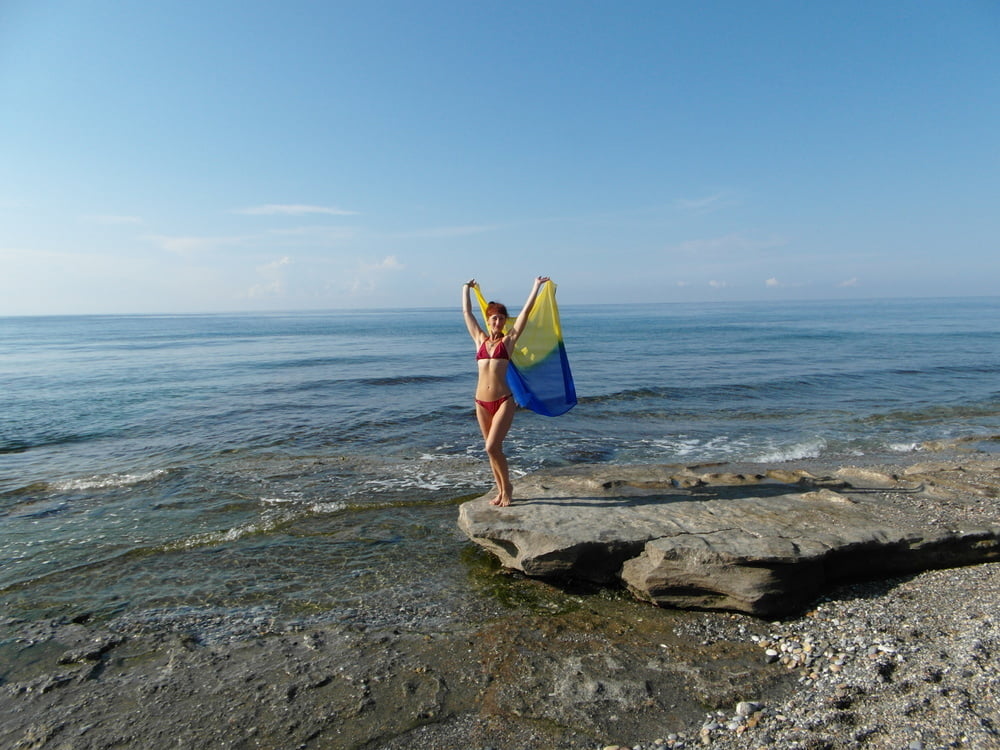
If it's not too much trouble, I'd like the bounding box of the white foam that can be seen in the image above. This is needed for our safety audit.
[53,469,168,492]
[307,501,347,513]
[418,452,455,461]
[364,474,452,492]
[261,496,345,513]
[753,438,827,463]
[646,435,750,460]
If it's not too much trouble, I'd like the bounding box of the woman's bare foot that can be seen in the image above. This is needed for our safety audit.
[490,493,512,507]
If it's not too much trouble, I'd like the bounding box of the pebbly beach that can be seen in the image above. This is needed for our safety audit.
[2,450,998,750]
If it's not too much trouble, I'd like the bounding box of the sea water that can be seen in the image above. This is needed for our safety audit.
[1,297,998,629]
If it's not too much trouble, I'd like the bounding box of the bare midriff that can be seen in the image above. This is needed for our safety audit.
[476,356,511,402]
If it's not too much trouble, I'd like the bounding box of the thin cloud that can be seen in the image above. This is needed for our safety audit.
[144,234,247,255]
[83,214,143,225]
[675,191,738,213]
[766,277,782,287]
[267,225,358,244]
[668,232,787,258]
[839,277,859,287]
[390,225,498,239]
[234,204,358,217]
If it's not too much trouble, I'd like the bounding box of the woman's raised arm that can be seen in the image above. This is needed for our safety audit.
[462,279,485,343]
[509,276,549,340]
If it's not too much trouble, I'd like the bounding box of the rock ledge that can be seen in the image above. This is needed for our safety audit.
[457,460,1000,616]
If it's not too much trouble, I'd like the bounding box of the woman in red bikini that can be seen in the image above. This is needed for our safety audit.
[462,276,549,507]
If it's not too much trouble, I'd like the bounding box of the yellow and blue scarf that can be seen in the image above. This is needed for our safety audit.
[474,282,577,417]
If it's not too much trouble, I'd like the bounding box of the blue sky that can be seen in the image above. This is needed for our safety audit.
[2,1,998,315]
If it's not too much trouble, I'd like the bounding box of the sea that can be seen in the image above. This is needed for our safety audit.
[2,297,998,637]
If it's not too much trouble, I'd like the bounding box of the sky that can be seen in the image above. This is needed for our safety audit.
[1,1,998,315]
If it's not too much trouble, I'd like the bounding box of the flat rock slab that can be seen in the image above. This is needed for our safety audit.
[458,460,1000,617]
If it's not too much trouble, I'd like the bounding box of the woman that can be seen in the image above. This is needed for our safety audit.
[462,276,549,507]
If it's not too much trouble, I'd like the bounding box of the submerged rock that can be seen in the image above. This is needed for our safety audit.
[457,460,1000,616]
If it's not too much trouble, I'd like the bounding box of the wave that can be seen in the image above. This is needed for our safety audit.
[361,473,460,493]
[582,387,676,403]
[2,497,70,520]
[577,378,842,408]
[858,402,1000,425]
[152,491,461,559]
[752,438,828,463]
[52,469,169,492]
[250,355,356,370]
[356,374,458,387]
[162,497,348,552]
[0,494,350,594]
[0,431,105,454]
[632,434,788,463]
[261,496,348,514]
[3,469,173,501]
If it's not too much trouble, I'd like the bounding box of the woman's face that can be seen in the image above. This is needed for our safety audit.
[488,313,507,332]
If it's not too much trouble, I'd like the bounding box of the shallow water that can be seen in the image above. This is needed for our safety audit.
[1,297,998,629]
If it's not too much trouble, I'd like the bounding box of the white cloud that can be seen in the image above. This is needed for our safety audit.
[260,256,291,273]
[766,277,808,290]
[347,255,405,295]
[708,280,728,289]
[361,255,404,272]
[838,277,859,287]
[246,256,291,299]
[234,204,358,217]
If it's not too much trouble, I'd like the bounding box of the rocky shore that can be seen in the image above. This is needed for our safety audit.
[1,455,998,749]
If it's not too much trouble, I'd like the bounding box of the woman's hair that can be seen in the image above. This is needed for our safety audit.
[485,301,508,318]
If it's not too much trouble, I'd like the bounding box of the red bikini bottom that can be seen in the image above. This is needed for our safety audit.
[475,394,512,416]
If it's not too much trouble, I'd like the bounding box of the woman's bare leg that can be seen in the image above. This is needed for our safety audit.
[476,400,516,506]
[475,406,501,501]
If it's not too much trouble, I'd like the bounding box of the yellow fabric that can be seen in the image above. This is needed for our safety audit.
[472,282,561,367]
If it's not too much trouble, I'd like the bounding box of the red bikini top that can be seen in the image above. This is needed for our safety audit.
[476,339,509,361]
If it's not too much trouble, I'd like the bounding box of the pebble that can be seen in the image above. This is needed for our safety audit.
[734,701,762,717]
[603,556,1000,750]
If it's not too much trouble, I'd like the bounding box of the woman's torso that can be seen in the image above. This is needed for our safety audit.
[475,337,512,400]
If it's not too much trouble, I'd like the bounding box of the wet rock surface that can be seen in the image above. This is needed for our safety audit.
[0,593,790,750]
[1,457,998,749]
